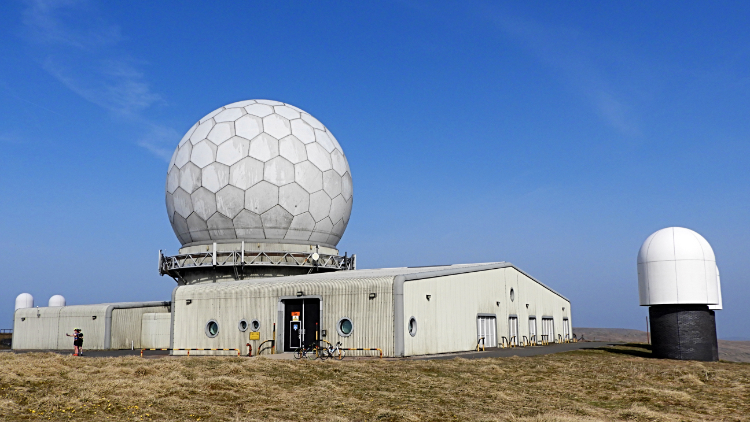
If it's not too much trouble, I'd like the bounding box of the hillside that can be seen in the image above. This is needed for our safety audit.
[1,347,749,421]
[574,327,750,363]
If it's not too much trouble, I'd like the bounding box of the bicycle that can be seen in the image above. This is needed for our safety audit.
[320,341,346,360]
[294,342,321,360]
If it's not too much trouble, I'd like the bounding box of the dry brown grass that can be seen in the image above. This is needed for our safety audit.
[1,345,748,421]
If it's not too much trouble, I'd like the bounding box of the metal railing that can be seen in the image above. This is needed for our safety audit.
[159,248,356,280]
[339,347,382,359]
[476,337,485,351]
[141,348,241,357]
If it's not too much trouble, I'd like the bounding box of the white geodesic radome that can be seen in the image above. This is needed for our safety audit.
[166,100,353,248]
[637,227,721,307]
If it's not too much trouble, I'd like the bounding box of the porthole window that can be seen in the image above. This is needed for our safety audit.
[337,317,353,337]
[205,320,219,338]
[250,319,261,332]
[408,317,418,337]
[510,288,515,302]
[238,319,248,332]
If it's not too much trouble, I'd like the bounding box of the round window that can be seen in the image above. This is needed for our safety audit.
[510,288,515,302]
[238,319,248,332]
[337,317,353,337]
[250,319,261,332]
[408,317,417,337]
[205,320,219,338]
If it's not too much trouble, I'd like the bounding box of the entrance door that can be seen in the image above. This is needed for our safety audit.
[563,318,570,341]
[476,315,497,347]
[283,299,320,351]
[528,318,537,344]
[508,316,519,345]
[542,317,554,343]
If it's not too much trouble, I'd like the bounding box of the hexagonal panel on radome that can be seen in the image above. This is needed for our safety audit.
[285,212,315,241]
[309,217,333,242]
[279,135,308,164]
[306,143,332,172]
[179,122,198,147]
[229,157,264,190]
[264,156,295,186]
[315,129,335,152]
[179,162,202,193]
[207,213,236,240]
[213,108,244,123]
[174,142,192,168]
[190,141,217,168]
[167,166,180,194]
[327,129,343,153]
[279,183,310,216]
[331,218,346,237]
[186,213,211,242]
[245,181,279,215]
[172,214,192,244]
[261,205,293,239]
[191,119,214,144]
[291,119,316,144]
[294,161,323,193]
[233,210,265,238]
[244,103,274,118]
[191,187,217,221]
[331,150,347,176]
[256,99,284,106]
[329,195,347,224]
[207,122,234,145]
[301,113,325,130]
[216,136,250,166]
[342,198,353,223]
[235,114,263,140]
[202,162,229,193]
[165,192,175,223]
[225,100,256,108]
[342,173,353,201]
[172,188,194,219]
[216,185,245,219]
[262,114,291,139]
[308,190,332,222]
[274,105,300,120]
[323,170,342,198]
[248,133,279,162]
[200,107,224,124]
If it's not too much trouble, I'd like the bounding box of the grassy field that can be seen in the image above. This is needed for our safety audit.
[0,345,748,421]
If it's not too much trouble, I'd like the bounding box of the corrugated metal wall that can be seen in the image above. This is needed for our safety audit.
[12,306,108,350]
[110,306,169,349]
[402,267,571,356]
[172,276,394,356]
[141,313,171,349]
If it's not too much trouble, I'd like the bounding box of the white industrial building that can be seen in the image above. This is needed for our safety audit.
[12,100,573,357]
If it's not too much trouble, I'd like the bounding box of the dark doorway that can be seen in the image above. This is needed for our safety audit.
[283,298,320,352]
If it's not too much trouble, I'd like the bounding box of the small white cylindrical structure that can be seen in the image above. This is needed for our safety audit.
[637,227,720,306]
[48,295,66,307]
[637,227,721,361]
[15,293,34,310]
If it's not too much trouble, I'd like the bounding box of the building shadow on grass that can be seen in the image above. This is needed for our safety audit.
[597,343,653,359]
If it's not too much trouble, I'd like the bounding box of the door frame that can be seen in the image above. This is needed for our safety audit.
[277,295,323,353]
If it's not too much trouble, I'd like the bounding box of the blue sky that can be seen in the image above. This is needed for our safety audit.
[1,1,748,339]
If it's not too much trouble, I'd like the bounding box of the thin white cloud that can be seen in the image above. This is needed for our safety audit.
[483,8,642,136]
[21,0,173,160]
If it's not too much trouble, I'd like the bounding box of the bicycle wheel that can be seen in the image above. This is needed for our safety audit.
[306,345,319,360]
[294,347,304,359]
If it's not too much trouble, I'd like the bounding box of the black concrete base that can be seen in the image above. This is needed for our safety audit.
[649,305,718,361]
